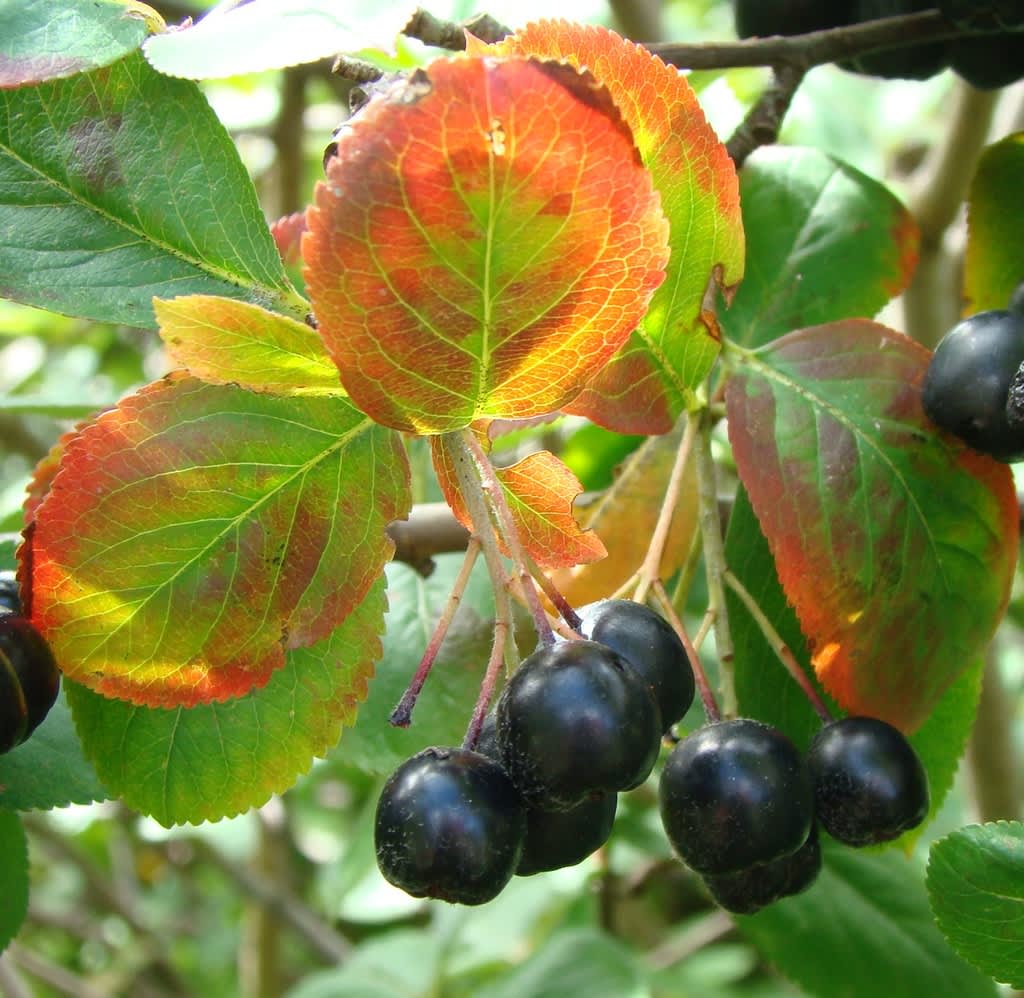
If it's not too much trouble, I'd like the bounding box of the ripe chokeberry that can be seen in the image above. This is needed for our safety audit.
[922,308,1024,462]
[575,599,696,731]
[841,0,950,79]
[496,640,661,811]
[807,716,929,846]
[476,712,618,876]
[733,0,852,38]
[0,614,61,755]
[659,718,814,875]
[374,746,526,905]
[703,824,822,915]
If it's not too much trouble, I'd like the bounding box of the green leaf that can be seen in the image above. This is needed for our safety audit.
[64,575,387,826]
[725,320,1017,731]
[725,486,983,831]
[0,809,28,954]
[927,821,1024,989]
[742,841,998,998]
[0,51,301,328]
[157,296,344,397]
[722,146,919,350]
[144,0,406,79]
[29,377,409,708]
[0,0,154,88]
[340,554,501,775]
[965,132,1024,313]
[472,928,645,998]
[0,691,109,811]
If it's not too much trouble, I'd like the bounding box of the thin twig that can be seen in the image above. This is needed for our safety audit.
[463,616,510,750]
[402,7,510,49]
[524,552,582,631]
[726,63,806,168]
[651,581,719,723]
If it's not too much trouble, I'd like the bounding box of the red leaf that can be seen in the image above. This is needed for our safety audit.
[304,55,669,433]
[726,320,1018,731]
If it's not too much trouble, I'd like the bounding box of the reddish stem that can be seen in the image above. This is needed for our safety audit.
[462,617,510,751]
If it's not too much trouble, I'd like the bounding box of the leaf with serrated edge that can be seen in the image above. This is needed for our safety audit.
[29,376,409,707]
[726,320,1017,732]
[742,840,997,998]
[965,132,1024,313]
[304,55,668,434]
[725,486,983,835]
[0,0,155,88]
[65,576,387,826]
[0,693,109,811]
[157,296,343,397]
[431,436,605,571]
[549,421,698,607]
[0,52,299,327]
[722,146,919,350]
[474,21,744,433]
[928,821,1024,989]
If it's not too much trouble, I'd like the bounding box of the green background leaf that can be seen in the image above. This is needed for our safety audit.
[0,692,109,811]
[722,146,919,349]
[0,0,152,88]
[965,132,1024,313]
[0,51,300,327]
[927,821,1024,988]
[0,809,29,954]
[30,378,409,707]
[65,576,387,826]
[742,840,998,998]
[726,320,1017,731]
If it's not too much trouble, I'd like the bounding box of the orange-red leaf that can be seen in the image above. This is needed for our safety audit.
[304,54,669,434]
[475,21,744,432]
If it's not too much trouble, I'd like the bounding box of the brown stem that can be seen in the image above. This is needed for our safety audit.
[402,7,510,48]
[651,581,719,723]
[386,502,471,575]
[726,63,806,168]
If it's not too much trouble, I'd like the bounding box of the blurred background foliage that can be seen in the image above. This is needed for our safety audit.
[1,0,1022,995]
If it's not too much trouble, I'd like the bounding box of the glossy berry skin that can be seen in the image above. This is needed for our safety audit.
[922,309,1024,462]
[476,712,618,875]
[496,640,661,811]
[576,599,695,731]
[842,0,950,79]
[374,746,526,905]
[733,0,852,38]
[659,719,814,875]
[0,615,60,755]
[0,575,21,616]
[703,824,822,915]
[808,716,929,846]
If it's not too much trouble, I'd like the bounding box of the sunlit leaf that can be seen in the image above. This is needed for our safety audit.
[723,146,919,349]
[304,55,669,433]
[0,52,300,327]
[157,296,343,397]
[550,422,697,607]
[476,21,744,433]
[65,576,387,826]
[725,320,1017,731]
[0,0,157,88]
[144,0,408,79]
[964,132,1024,313]
[29,376,409,707]
[928,821,1024,989]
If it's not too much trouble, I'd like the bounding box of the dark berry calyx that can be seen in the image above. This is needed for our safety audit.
[496,640,661,811]
[374,746,526,905]
[0,615,61,755]
[807,716,929,846]
[922,308,1024,462]
[659,718,814,875]
[575,599,695,731]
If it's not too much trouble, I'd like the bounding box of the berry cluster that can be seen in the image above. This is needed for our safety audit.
[374,599,696,905]
[734,0,1024,88]
[659,715,929,913]
[0,573,61,755]
[922,283,1024,462]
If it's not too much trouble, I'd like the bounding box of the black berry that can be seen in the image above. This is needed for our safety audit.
[951,32,1024,89]
[841,0,950,79]
[922,309,1024,462]
[704,824,822,915]
[374,746,526,905]
[807,716,929,846]
[733,0,852,38]
[0,614,61,755]
[496,640,661,811]
[659,718,814,875]
[575,599,695,730]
